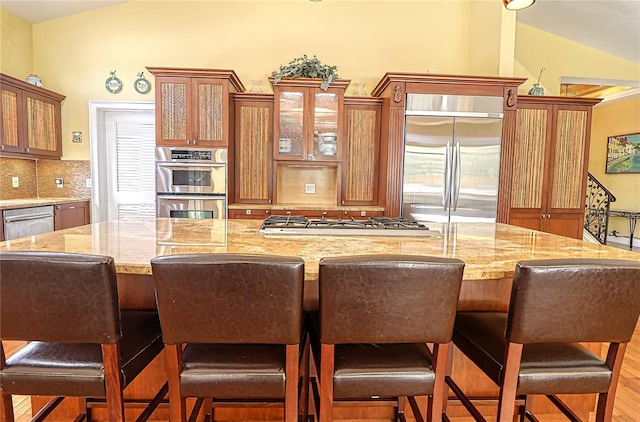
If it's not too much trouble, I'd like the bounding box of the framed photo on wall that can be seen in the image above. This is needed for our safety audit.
[606,132,640,174]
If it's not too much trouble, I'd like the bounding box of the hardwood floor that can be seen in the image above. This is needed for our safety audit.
[5,322,640,421]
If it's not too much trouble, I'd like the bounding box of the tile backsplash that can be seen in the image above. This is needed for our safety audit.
[0,157,37,199]
[0,157,90,200]
[37,159,91,198]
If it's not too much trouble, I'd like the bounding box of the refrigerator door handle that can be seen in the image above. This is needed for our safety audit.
[444,141,452,211]
[452,141,461,211]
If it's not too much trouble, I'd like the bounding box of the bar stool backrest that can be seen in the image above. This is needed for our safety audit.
[506,258,640,344]
[151,253,305,345]
[0,251,120,344]
[319,254,465,344]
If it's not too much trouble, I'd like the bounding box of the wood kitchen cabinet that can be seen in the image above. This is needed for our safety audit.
[341,97,382,206]
[54,200,90,230]
[233,93,273,204]
[508,96,601,239]
[271,78,349,162]
[228,208,271,219]
[0,73,65,159]
[147,67,244,147]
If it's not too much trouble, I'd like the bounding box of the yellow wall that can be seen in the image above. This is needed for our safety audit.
[589,95,640,235]
[26,0,509,160]
[2,1,639,163]
[0,7,33,78]
[515,23,640,95]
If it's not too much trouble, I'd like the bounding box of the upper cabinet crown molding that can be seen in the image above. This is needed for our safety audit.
[146,67,245,93]
[515,95,602,106]
[371,72,527,98]
[0,73,66,102]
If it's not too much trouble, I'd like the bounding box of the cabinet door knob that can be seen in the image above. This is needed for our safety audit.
[193,140,197,145]
[265,210,270,214]
[186,140,190,145]
[25,147,30,153]
[1,145,4,150]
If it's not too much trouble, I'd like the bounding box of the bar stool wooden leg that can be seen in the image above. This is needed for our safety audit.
[286,344,300,422]
[497,343,523,422]
[1,394,14,422]
[319,344,335,422]
[102,344,125,422]
[165,344,187,422]
[596,343,626,422]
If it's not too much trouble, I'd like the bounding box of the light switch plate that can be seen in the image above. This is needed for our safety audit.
[11,176,19,188]
[86,178,92,188]
[55,178,64,188]
[305,184,316,194]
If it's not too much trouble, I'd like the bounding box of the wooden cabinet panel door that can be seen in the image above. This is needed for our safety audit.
[234,100,273,204]
[548,107,590,214]
[193,78,226,147]
[545,212,584,239]
[509,105,551,219]
[155,77,191,146]
[54,201,90,230]
[0,83,22,154]
[341,103,380,206]
[24,92,61,157]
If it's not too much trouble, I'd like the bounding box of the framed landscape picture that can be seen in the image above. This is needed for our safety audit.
[606,132,640,174]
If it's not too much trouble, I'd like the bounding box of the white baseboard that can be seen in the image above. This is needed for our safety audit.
[606,235,640,249]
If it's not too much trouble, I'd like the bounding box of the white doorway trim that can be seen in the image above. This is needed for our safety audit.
[88,101,154,222]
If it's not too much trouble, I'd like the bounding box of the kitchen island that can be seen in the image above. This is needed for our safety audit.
[1,217,638,421]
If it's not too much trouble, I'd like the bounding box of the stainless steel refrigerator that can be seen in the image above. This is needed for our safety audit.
[402,93,503,223]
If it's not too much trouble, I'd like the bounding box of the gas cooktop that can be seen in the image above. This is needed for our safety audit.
[258,215,441,237]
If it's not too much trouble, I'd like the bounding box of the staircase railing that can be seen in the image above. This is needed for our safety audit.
[584,172,616,244]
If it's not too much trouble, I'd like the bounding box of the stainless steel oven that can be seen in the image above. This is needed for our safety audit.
[157,195,226,219]
[156,147,227,219]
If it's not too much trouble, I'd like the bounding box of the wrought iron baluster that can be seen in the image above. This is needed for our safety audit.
[584,172,616,244]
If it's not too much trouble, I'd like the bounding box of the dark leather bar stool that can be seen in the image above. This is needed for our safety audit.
[150,253,305,422]
[448,258,640,422]
[312,254,465,422]
[0,251,166,422]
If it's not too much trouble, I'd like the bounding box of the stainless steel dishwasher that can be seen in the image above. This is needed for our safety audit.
[2,206,55,241]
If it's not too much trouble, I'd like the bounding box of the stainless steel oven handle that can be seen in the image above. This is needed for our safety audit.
[4,213,54,223]
[157,195,226,200]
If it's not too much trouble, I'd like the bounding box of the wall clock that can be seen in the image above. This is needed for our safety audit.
[134,72,151,94]
[105,70,122,94]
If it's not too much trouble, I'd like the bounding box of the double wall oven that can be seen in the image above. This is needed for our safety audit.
[156,147,227,219]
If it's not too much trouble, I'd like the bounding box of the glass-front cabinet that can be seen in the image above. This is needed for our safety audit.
[271,78,349,162]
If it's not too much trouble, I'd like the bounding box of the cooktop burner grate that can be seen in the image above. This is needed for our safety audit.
[259,215,440,237]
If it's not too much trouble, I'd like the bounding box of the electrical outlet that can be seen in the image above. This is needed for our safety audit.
[54,178,64,188]
[11,176,19,188]
[86,178,92,188]
[305,184,316,194]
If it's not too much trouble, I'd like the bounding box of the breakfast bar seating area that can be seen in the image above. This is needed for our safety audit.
[1,217,640,421]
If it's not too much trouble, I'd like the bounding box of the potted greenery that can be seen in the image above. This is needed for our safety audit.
[271,55,339,91]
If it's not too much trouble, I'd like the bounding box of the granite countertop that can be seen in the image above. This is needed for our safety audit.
[0,197,90,211]
[1,217,637,281]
